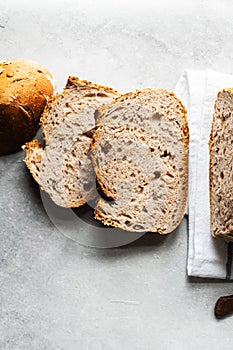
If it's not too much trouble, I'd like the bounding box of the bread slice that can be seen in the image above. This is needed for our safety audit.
[23,139,44,184]
[91,89,189,233]
[41,76,119,143]
[209,88,233,240]
[24,77,119,208]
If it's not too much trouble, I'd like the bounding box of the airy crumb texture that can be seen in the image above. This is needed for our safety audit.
[91,88,189,233]
[209,88,233,241]
[41,76,119,143]
[24,76,119,208]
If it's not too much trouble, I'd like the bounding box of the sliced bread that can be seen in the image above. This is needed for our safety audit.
[23,139,44,184]
[209,88,233,240]
[24,77,119,208]
[91,89,189,233]
[41,76,119,143]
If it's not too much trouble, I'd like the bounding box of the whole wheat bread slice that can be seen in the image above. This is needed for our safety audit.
[41,76,119,143]
[91,89,189,233]
[24,77,119,208]
[209,88,233,240]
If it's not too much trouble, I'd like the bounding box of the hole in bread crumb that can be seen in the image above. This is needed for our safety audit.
[154,171,161,179]
[84,92,96,98]
[220,171,224,179]
[126,140,133,145]
[97,92,108,97]
[133,224,144,230]
[138,185,143,193]
[125,221,132,226]
[101,141,112,154]
[96,179,115,203]
[161,150,171,158]
[166,173,174,178]
[152,112,161,121]
[121,213,132,219]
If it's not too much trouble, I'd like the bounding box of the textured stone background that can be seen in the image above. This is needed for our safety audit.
[1,1,233,349]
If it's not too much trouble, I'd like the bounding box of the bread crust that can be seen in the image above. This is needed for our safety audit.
[23,139,44,184]
[96,88,189,148]
[209,88,233,241]
[0,59,54,155]
[65,76,119,94]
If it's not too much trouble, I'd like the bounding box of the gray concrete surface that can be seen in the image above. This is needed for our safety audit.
[1,1,233,349]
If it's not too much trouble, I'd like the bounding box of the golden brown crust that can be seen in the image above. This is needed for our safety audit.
[0,103,36,155]
[65,76,119,95]
[0,59,54,155]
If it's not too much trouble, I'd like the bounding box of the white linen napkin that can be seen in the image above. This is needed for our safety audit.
[175,69,233,279]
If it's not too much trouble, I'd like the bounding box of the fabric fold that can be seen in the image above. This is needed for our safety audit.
[175,69,233,279]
